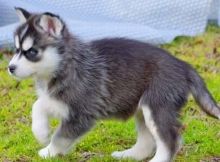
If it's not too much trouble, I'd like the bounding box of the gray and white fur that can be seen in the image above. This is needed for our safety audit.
[8,8,220,162]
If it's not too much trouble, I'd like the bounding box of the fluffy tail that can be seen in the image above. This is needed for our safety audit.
[188,68,220,119]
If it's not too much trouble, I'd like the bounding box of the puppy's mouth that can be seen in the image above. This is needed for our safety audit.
[8,69,36,80]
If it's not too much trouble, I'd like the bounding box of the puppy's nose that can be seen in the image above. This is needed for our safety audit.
[8,65,16,74]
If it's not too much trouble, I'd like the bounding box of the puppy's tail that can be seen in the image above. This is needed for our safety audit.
[188,68,220,119]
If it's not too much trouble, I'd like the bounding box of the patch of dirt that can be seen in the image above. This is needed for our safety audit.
[200,157,220,162]
[79,151,104,162]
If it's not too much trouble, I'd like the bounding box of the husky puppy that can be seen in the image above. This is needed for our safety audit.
[8,8,220,162]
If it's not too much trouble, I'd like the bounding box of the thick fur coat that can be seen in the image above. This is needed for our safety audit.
[8,8,220,162]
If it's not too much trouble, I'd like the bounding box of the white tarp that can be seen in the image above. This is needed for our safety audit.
[0,0,219,46]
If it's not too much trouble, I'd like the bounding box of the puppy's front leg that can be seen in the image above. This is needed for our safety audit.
[38,116,94,158]
[32,99,50,145]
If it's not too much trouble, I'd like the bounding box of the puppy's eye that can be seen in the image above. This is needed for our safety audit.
[27,48,38,57]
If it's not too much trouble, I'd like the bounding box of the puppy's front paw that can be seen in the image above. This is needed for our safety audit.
[38,144,66,158]
[112,149,149,161]
[39,146,51,158]
[38,145,59,158]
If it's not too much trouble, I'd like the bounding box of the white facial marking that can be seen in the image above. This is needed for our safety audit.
[9,53,20,67]
[15,35,20,49]
[22,36,33,51]
[20,25,29,39]
[8,45,61,79]
[35,47,61,77]
[8,53,19,75]
[9,53,34,78]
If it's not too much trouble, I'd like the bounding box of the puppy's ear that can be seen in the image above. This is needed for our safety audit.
[38,13,64,37]
[15,7,31,23]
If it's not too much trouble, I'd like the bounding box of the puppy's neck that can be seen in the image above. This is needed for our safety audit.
[34,76,51,97]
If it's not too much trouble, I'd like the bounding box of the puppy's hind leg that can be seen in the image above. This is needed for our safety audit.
[142,104,181,162]
[112,109,156,161]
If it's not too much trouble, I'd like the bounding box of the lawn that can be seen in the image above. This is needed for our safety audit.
[0,25,220,162]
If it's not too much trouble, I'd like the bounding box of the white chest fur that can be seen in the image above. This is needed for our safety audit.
[34,79,69,119]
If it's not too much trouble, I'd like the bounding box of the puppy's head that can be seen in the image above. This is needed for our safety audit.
[8,8,65,79]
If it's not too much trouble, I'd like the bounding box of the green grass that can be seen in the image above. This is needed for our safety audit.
[0,25,220,162]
